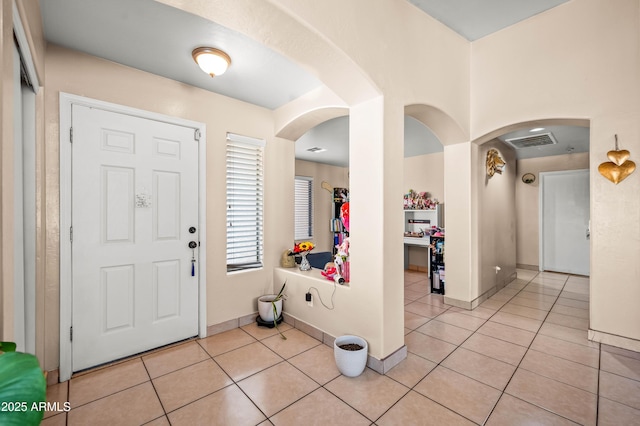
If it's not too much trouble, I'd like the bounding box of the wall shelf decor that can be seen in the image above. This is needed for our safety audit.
[486,149,505,177]
[522,173,536,184]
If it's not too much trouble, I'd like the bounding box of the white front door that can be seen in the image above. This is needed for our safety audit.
[540,169,590,276]
[71,105,200,371]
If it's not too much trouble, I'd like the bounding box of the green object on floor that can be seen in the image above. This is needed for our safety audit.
[0,341,17,352]
[0,343,46,426]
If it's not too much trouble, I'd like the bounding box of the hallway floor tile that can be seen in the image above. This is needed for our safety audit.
[44,270,640,425]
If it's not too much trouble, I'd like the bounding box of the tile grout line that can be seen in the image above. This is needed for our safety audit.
[65,358,153,412]
[480,272,562,424]
[53,272,603,425]
[140,353,170,419]
[209,325,344,421]
[204,327,335,423]
[210,334,278,416]
[198,335,275,422]
[484,273,595,425]
[389,278,532,424]
[444,273,547,424]
[386,289,484,423]
[404,271,585,424]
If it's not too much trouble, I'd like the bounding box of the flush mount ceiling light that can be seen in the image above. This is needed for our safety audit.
[192,47,231,77]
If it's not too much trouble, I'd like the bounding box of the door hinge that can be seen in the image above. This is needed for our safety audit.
[70,326,73,342]
[194,129,201,141]
[70,226,73,242]
[70,127,73,143]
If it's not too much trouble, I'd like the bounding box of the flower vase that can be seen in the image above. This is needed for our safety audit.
[299,251,311,271]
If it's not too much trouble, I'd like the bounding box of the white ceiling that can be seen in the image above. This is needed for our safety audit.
[296,116,444,168]
[39,0,322,110]
[39,0,587,166]
[407,0,571,41]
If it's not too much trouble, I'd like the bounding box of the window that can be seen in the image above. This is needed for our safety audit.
[294,176,313,240]
[226,133,265,272]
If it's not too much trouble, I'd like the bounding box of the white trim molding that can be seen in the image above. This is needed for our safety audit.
[12,0,40,91]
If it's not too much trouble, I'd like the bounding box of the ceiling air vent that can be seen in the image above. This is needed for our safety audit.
[504,132,558,149]
[306,147,326,153]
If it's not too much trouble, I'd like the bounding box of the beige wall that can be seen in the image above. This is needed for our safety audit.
[516,152,590,268]
[295,160,348,253]
[403,152,444,202]
[160,0,472,362]
[42,45,294,370]
[472,0,640,342]
[477,141,517,296]
[3,0,639,373]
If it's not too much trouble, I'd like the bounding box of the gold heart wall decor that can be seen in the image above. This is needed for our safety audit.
[598,135,636,184]
[598,160,636,184]
[607,149,630,166]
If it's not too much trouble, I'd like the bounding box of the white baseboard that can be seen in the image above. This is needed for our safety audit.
[589,329,640,352]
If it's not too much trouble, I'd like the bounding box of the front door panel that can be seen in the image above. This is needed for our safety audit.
[72,105,199,371]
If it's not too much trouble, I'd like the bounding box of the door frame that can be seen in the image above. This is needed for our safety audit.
[59,93,207,381]
[538,169,590,275]
[13,0,40,355]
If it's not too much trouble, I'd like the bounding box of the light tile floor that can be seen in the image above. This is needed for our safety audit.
[43,270,640,425]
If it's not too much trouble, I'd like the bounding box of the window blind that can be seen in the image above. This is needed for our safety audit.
[226,133,265,272]
[294,177,313,240]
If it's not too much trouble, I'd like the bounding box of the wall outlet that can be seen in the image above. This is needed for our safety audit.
[306,292,313,307]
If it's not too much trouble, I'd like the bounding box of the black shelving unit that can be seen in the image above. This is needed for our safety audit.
[430,235,445,294]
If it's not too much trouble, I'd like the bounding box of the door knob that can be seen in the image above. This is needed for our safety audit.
[188,241,197,249]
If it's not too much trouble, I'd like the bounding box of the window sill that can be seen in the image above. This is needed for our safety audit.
[275,267,350,288]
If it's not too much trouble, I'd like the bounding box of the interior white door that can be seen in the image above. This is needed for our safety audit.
[540,169,590,276]
[72,105,199,371]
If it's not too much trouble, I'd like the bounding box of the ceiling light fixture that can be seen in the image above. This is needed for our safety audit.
[192,47,231,77]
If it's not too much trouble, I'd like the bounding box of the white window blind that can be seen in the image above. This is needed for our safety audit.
[294,176,313,240]
[226,133,265,272]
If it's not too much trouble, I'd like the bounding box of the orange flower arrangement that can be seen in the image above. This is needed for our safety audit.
[293,241,315,253]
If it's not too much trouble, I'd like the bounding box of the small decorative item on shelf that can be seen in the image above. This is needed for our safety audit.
[321,262,342,283]
[334,238,350,283]
[293,241,314,271]
[280,249,296,268]
[403,189,438,210]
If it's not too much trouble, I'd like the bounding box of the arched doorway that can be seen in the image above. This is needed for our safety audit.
[475,119,590,277]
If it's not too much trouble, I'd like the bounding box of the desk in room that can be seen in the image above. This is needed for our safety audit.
[403,236,432,277]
